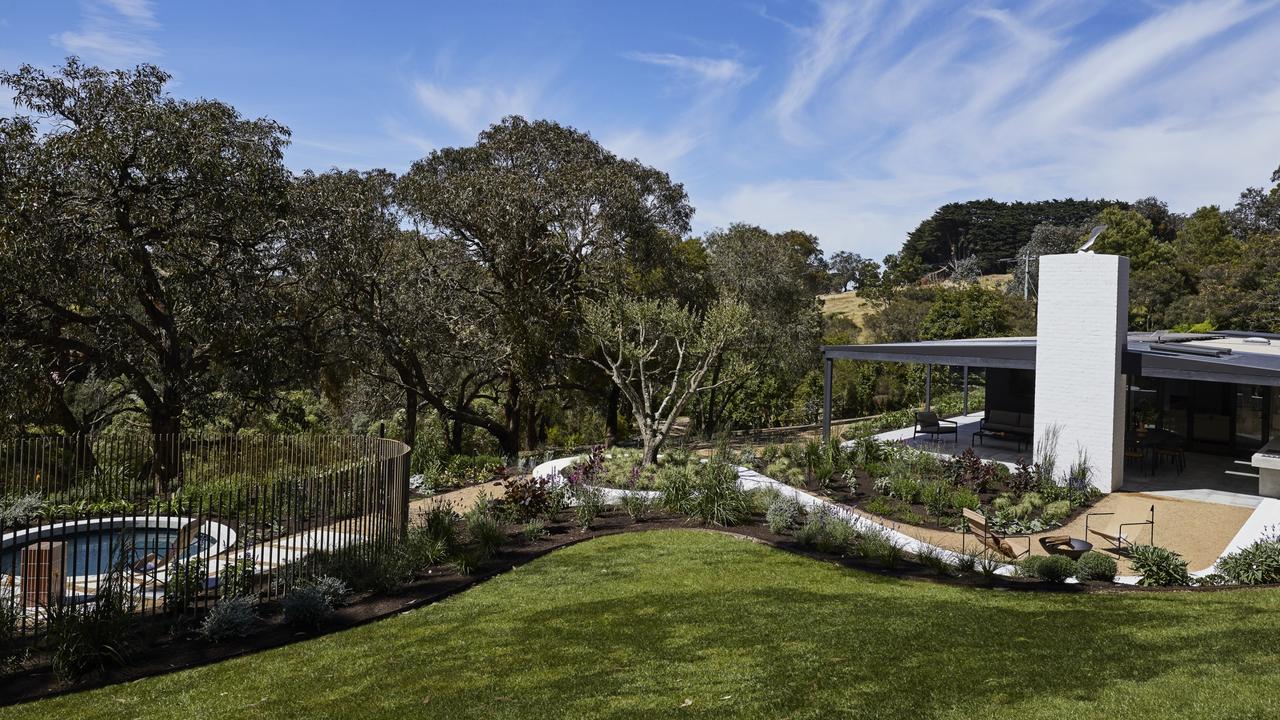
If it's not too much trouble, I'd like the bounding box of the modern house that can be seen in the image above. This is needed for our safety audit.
[821,253,1280,498]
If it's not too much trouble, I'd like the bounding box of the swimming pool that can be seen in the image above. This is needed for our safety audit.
[0,516,235,584]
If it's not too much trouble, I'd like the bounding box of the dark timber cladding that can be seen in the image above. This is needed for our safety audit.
[820,334,1280,440]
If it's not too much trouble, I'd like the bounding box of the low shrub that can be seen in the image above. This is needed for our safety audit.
[688,460,751,527]
[1129,544,1191,587]
[765,494,803,535]
[1216,538,1280,585]
[1020,554,1076,583]
[444,454,504,486]
[502,474,554,521]
[977,551,1004,581]
[1074,551,1117,582]
[451,548,481,576]
[544,483,570,520]
[764,457,805,486]
[920,481,951,518]
[200,596,257,642]
[405,524,453,567]
[282,585,331,629]
[949,487,981,512]
[793,507,856,553]
[572,485,606,530]
[953,548,981,575]
[0,492,45,527]
[884,474,922,504]
[310,576,350,608]
[1,585,27,672]
[656,465,695,515]
[521,519,548,542]
[1194,573,1231,587]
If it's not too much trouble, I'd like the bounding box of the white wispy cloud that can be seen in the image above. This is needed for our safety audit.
[773,0,882,144]
[625,52,757,87]
[413,80,541,139]
[52,0,160,66]
[699,0,1280,260]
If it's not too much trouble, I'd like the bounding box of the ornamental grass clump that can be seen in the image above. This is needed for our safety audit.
[688,459,752,527]
[1129,544,1191,587]
[915,543,953,576]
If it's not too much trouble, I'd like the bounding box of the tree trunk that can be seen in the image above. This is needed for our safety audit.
[448,411,464,455]
[604,386,620,448]
[498,374,522,457]
[641,432,661,466]
[403,387,418,453]
[149,406,182,497]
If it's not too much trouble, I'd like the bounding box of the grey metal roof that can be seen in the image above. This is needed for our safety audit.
[822,332,1280,386]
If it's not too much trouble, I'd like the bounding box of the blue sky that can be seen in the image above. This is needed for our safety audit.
[3,1,1280,260]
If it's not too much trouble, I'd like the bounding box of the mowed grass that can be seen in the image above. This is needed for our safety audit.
[8,530,1280,720]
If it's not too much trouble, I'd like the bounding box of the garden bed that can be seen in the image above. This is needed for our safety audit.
[6,447,1275,707]
[739,439,1103,535]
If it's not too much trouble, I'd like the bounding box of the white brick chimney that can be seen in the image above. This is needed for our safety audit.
[1033,253,1129,493]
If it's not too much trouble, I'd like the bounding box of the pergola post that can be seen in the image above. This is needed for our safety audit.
[822,355,833,441]
[924,363,933,411]
[962,366,970,415]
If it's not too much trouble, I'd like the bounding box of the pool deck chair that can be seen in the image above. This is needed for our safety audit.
[961,508,1030,560]
[1086,505,1155,552]
[914,412,958,443]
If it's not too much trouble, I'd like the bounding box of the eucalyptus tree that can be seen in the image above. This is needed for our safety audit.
[699,223,824,432]
[0,59,296,483]
[396,116,693,455]
[582,295,748,464]
[288,168,503,456]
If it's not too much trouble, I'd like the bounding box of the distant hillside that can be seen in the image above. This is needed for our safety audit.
[821,274,1013,340]
[900,198,1123,273]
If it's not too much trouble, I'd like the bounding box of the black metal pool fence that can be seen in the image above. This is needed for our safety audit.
[0,433,410,636]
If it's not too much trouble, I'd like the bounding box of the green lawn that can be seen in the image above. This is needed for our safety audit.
[8,530,1280,719]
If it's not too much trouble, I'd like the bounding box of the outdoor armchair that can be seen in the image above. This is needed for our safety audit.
[913,411,958,442]
[961,507,1031,560]
[1086,505,1155,551]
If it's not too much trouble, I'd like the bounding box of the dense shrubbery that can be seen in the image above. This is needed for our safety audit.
[1215,529,1280,585]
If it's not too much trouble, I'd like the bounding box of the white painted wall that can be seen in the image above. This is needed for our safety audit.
[1033,254,1129,493]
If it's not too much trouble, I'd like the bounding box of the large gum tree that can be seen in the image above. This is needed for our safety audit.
[0,59,295,485]
[396,116,692,456]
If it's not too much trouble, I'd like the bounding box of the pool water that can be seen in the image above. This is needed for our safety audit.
[0,528,211,577]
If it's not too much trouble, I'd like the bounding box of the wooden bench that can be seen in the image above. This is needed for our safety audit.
[961,508,1030,560]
